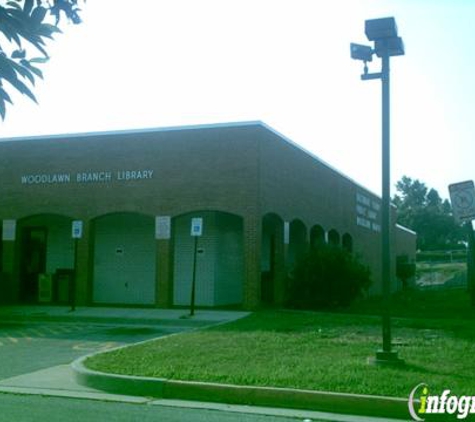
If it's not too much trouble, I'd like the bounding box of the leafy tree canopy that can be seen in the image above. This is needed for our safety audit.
[393,176,464,251]
[0,0,83,119]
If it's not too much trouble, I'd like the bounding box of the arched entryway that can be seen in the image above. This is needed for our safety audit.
[288,219,308,268]
[310,224,325,249]
[328,229,340,247]
[342,233,353,253]
[17,214,74,303]
[172,211,244,307]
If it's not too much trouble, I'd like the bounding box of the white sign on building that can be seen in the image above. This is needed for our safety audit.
[2,220,16,241]
[356,192,381,232]
[155,216,171,240]
[284,221,290,245]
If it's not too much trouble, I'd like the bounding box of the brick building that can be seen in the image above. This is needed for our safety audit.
[0,122,416,309]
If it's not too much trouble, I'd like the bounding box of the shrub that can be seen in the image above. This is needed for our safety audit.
[287,244,371,309]
[396,255,416,289]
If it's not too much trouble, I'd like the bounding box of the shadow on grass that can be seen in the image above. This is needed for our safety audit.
[212,310,381,334]
[395,362,473,382]
[348,288,475,320]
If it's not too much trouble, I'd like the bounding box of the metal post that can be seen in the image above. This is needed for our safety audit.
[381,46,391,354]
[189,235,198,317]
[465,222,475,307]
[353,17,404,366]
[70,238,78,312]
[375,43,403,365]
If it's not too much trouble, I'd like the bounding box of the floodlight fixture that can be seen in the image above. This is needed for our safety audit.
[350,43,374,62]
[375,37,405,58]
[350,43,373,62]
[365,17,398,41]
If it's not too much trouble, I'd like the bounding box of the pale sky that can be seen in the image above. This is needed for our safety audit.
[1,0,474,199]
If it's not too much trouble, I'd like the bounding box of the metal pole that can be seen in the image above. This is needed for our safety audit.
[190,235,198,317]
[465,222,475,307]
[381,46,392,354]
[70,238,78,312]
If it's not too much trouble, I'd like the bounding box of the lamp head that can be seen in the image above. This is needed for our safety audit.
[374,36,405,57]
[365,17,398,41]
[350,43,373,62]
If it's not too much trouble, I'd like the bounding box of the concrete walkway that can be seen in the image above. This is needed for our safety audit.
[0,304,249,326]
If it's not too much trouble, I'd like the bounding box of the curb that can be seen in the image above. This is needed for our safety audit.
[73,356,166,397]
[72,356,410,420]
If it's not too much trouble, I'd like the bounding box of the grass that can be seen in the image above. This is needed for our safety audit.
[85,289,475,398]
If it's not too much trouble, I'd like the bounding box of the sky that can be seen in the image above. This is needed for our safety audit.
[1,0,474,200]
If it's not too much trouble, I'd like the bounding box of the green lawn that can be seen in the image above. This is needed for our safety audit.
[85,289,475,398]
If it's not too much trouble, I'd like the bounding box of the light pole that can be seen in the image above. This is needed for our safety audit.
[351,17,405,366]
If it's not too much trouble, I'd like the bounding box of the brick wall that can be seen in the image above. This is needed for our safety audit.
[0,122,416,307]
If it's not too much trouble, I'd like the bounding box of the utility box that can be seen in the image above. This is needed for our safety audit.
[55,269,74,304]
[38,273,53,303]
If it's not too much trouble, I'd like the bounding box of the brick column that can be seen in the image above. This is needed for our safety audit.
[156,238,173,308]
[243,214,261,310]
[2,238,18,303]
[273,222,286,305]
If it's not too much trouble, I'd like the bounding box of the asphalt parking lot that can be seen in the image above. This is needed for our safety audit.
[0,319,176,380]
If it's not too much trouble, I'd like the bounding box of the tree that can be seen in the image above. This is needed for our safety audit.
[393,176,464,250]
[0,0,83,120]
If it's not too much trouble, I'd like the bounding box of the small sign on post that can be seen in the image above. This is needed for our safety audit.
[72,220,83,239]
[70,220,83,312]
[189,217,203,317]
[449,180,475,307]
[449,180,475,223]
[191,217,203,237]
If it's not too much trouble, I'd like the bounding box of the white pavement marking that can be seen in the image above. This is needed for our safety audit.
[25,328,44,337]
[72,341,121,351]
[42,326,60,335]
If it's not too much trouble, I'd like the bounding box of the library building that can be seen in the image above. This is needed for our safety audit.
[0,122,416,309]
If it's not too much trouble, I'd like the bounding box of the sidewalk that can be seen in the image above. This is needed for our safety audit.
[0,365,408,422]
[0,304,249,327]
